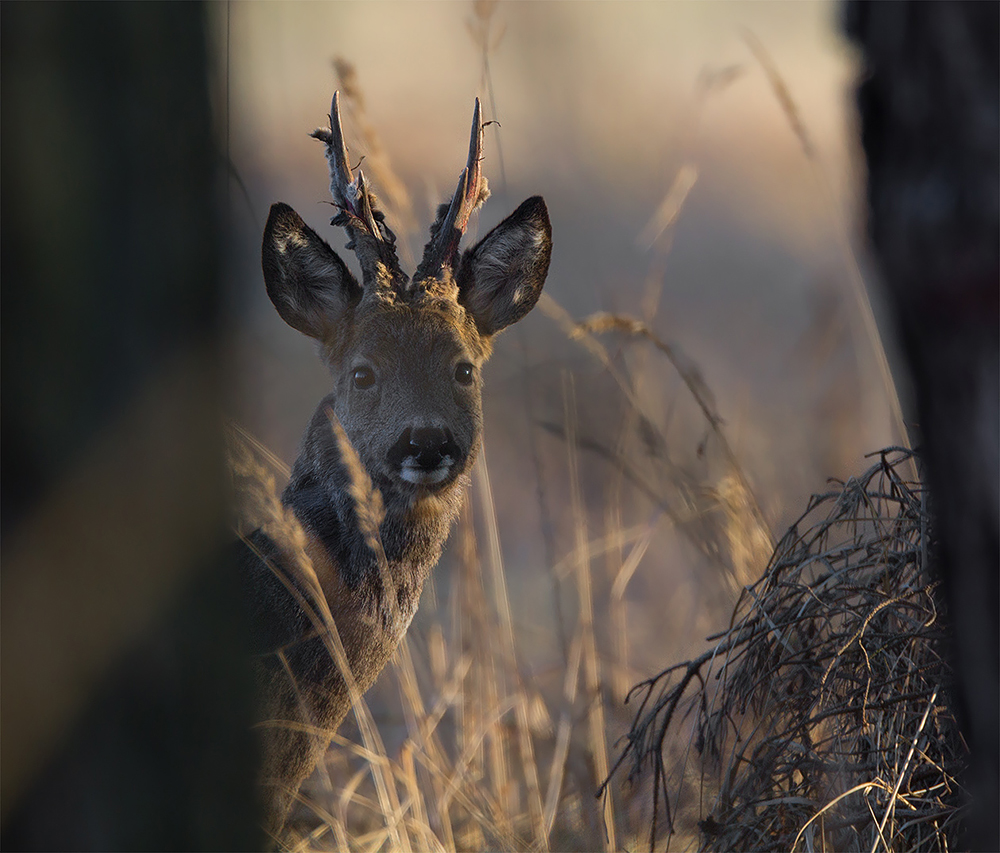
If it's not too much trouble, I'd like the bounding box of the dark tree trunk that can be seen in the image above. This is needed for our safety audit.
[1,4,262,848]
[846,2,999,849]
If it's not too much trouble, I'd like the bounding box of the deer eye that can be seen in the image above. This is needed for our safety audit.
[454,362,475,386]
[353,366,376,389]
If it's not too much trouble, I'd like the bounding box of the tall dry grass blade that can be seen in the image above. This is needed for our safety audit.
[288,814,335,853]
[609,521,657,603]
[869,687,939,853]
[573,310,774,556]
[431,694,524,842]
[606,333,644,691]
[543,628,584,838]
[390,630,475,851]
[390,638,445,842]
[638,164,699,251]
[606,499,633,707]
[609,161,701,707]
[450,503,476,850]
[538,295,641,412]
[398,743,433,853]
[481,629,511,829]
[474,450,547,847]
[458,488,515,843]
[455,499,497,824]
[563,373,617,853]
[324,412,411,852]
[228,421,291,478]
[518,332,568,662]
[549,521,656,581]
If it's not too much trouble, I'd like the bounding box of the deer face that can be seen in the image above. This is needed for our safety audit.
[326,293,486,494]
[261,95,551,498]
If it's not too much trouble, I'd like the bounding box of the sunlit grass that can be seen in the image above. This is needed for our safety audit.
[225,9,953,850]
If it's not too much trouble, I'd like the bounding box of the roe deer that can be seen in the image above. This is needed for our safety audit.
[239,92,552,835]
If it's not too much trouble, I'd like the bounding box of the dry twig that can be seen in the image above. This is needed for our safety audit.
[605,449,968,852]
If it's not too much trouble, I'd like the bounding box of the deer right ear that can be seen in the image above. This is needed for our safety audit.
[457,196,552,337]
[261,203,362,340]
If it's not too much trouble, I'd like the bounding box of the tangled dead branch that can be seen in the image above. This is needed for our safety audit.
[605,448,969,852]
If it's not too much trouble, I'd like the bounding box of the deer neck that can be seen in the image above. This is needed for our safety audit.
[280,400,469,629]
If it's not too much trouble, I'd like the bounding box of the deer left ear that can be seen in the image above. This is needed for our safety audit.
[457,196,552,336]
[262,203,362,341]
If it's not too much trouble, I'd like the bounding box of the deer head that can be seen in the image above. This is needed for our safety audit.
[261,93,551,505]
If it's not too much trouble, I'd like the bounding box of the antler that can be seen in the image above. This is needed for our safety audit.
[311,91,401,288]
[415,98,490,283]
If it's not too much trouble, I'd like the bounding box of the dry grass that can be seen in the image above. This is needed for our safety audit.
[228,413,652,852]
[608,449,969,852]
[226,26,784,849]
[229,428,970,852]
[227,277,779,852]
[225,13,969,851]
[227,422,409,851]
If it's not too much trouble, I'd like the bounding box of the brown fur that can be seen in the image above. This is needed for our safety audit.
[240,96,552,836]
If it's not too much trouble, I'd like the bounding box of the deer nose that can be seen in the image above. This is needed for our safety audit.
[408,427,451,466]
[388,427,461,477]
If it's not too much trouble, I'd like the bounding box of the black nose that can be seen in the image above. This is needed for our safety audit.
[409,427,449,463]
[388,427,459,470]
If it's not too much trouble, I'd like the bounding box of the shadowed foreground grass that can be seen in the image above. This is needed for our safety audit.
[610,448,968,852]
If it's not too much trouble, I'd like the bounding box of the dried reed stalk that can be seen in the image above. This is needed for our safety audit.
[539,296,774,595]
[564,374,618,852]
[474,451,547,846]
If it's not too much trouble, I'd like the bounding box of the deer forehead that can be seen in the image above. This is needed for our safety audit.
[329,299,490,368]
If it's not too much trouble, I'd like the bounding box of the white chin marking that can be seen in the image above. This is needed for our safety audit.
[400,465,451,486]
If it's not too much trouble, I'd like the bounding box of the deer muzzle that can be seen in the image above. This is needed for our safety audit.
[389,426,460,487]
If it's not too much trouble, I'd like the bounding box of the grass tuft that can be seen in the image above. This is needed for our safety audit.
[607,449,968,852]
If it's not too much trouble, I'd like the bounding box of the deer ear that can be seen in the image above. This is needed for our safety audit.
[457,196,552,336]
[261,203,362,340]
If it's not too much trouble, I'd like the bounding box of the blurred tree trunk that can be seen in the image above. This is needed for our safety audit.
[846,2,999,849]
[1,3,262,848]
